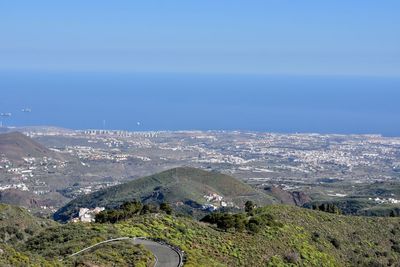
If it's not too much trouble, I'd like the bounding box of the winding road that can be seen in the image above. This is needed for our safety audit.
[133,238,182,267]
[65,237,183,267]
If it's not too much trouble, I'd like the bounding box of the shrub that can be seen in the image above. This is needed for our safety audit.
[246,223,260,234]
[15,232,24,240]
[202,213,249,232]
[141,204,159,215]
[391,244,400,253]
[312,203,342,214]
[233,214,246,232]
[365,260,385,267]
[284,251,299,264]
[312,232,320,242]
[328,237,341,249]
[245,201,256,213]
[160,203,173,215]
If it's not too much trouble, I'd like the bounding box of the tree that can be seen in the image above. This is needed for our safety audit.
[245,201,256,213]
[140,203,159,215]
[95,212,107,223]
[246,222,260,234]
[312,203,342,214]
[200,212,223,224]
[120,200,142,214]
[216,214,235,231]
[160,202,173,215]
[233,214,246,232]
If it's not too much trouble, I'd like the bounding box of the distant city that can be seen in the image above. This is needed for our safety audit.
[1,126,399,216]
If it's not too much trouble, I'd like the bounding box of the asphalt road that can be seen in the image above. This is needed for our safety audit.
[65,237,182,267]
[133,238,181,267]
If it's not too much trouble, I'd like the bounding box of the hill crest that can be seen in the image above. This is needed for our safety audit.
[0,132,52,163]
[54,167,275,222]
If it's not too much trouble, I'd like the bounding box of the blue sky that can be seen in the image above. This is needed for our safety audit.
[0,1,399,76]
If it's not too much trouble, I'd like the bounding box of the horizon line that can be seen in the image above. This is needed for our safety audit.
[2,125,397,138]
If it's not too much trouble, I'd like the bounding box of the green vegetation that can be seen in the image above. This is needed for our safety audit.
[22,223,152,266]
[23,223,120,258]
[114,205,400,266]
[201,212,248,232]
[160,202,173,215]
[0,243,59,267]
[0,204,60,266]
[0,204,55,244]
[68,241,153,267]
[310,203,342,214]
[0,203,152,266]
[54,167,275,222]
[95,200,172,223]
[303,181,400,218]
[4,199,400,266]
[199,209,281,234]
[245,200,256,213]
[305,197,400,217]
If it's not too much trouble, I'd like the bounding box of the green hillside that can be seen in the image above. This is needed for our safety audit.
[0,203,152,266]
[0,204,59,266]
[8,204,400,266]
[22,223,153,267]
[54,167,275,222]
[2,201,400,266]
[112,205,400,266]
[0,204,56,244]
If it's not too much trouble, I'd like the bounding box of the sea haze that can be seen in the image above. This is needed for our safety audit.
[0,71,399,136]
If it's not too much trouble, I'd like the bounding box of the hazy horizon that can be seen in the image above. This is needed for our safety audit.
[1,71,400,136]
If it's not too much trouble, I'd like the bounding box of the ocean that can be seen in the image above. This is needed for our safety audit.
[0,71,399,136]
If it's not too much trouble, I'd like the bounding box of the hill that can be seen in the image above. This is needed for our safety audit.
[0,189,41,209]
[263,185,311,206]
[12,204,400,266]
[117,205,400,266]
[54,167,275,222]
[0,132,54,163]
[0,204,55,244]
[1,201,400,266]
[114,205,400,266]
[0,203,152,266]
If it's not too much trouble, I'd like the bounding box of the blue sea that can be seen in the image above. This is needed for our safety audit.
[0,71,399,136]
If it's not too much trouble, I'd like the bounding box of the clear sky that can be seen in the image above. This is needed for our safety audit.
[0,1,399,76]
